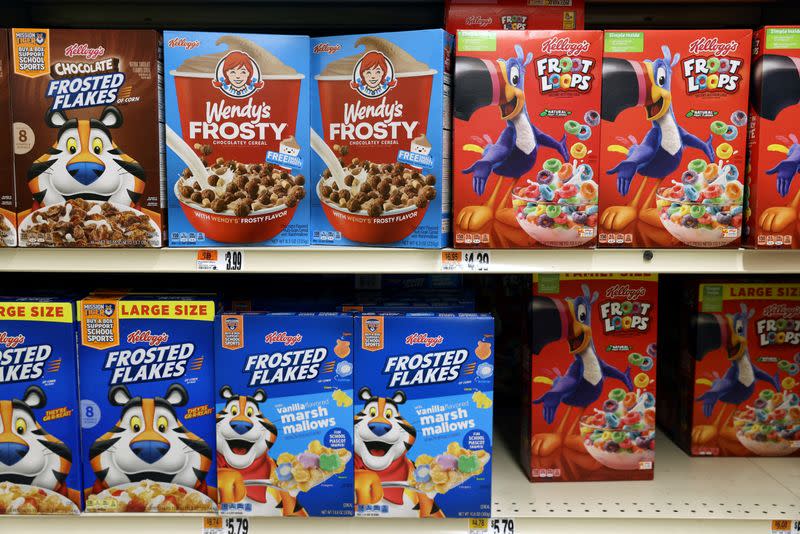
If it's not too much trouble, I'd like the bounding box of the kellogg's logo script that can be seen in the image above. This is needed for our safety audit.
[350,51,397,99]
[599,284,652,333]
[213,50,264,99]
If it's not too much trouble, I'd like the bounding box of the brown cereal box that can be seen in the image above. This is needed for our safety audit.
[0,29,16,247]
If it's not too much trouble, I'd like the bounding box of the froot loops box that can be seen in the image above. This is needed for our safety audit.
[0,298,81,514]
[445,0,585,33]
[746,27,800,248]
[214,312,354,516]
[164,31,310,247]
[77,294,218,512]
[598,30,752,248]
[672,282,800,457]
[354,313,494,518]
[310,30,452,248]
[526,274,658,482]
[452,30,604,248]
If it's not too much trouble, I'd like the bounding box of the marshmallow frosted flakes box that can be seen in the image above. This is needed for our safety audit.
[526,274,658,482]
[214,313,354,516]
[453,30,604,248]
[0,298,81,514]
[310,30,452,248]
[354,313,494,518]
[78,295,218,513]
[598,30,752,248]
[164,31,310,247]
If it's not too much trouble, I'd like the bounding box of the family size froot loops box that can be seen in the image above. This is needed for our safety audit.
[77,295,218,512]
[598,30,752,248]
[215,312,354,516]
[526,274,658,482]
[164,31,310,247]
[445,0,585,34]
[452,30,603,248]
[0,298,81,514]
[354,313,494,518]
[310,30,452,248]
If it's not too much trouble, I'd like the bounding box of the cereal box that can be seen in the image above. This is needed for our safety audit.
[77,295,218,512]
[164,32,310,247]
[666,282,800,457]
[354,313,494,518]
[0,297,81,514]
[745,27,800,248]
[214,312,354,516]
[598,30,752,248]
[10,29,163,247]
[526,274,658,482]
[453,30,603,248]
[0,30,16,248]
[310,30,452,248]
[445,0,585,33]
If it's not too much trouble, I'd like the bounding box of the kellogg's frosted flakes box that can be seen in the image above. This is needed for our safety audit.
[354,313,494,518]
[453,30,603,248]
[746,27,800,248]
[214,313,354,516]
[311,30,452,248]
[667,282,800,457]
[10,29,163,247]
[164,31,310,247]
[598,30,752,248]
[526,274,658,482]
[445,0,585,33]
[77,295,218,512]
[0,298,81,514]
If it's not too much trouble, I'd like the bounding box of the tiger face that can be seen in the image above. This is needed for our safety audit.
[0,386,72,491]
[28,106,146,207]
[354,387,416,471]
[216,386,277,470]
[90,384,212,490]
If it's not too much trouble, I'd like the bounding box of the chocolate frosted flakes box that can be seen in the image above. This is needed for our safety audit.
[215,312,354,516]
[0,30,16,248]
[10,29,163,247]
[0,298,81,514]
[77,295,218,513]
[354,313,494,518]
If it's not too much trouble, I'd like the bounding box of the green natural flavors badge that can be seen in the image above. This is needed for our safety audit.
[604,32,644,54]
[458,31,497,52]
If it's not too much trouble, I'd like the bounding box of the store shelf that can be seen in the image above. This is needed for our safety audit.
[4,247,800,274]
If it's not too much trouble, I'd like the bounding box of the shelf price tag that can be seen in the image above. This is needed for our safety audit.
[468,518,514,534]
[202,517,223,534]
[196,250,244,271]
[203,517,249,534]
[771,519,800,534]
[441,250,492,272]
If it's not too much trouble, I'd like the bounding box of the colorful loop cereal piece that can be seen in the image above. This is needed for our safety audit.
[696,73,707,89]
[609,388,626,402]
[541,186,555,201]
[723,124,738,141]
[546,205,562,218]
[725,182,742,200]
[634,373,650,388]
[642,391,655,408]
[623,392,637,409]
[640,356,654,372]
[559,183,578,198]
[783,376,797,389]
[710,120,728,136]
[560,74,572,90]
[731,109,747,127]
[716,142,734,160]
[719,58,731,73]
[707,74,719,90]
[760,389,774,401]
[559,56,573,73]
[557,162,574,180]
[549,73,560,87]
[577,163,594,181]
[703,184,723,199]
[571,58,582,73]
[319,453,341,472]
[647,343,657,358]
[703,163,719,180]
[707,57,720,74]
[584,110,601,127]
[685,186,700,201]
[543,158,562,174]
[298,452,320,469]
[689,159,707,174]
[603,399,619,412]
[564,120,581,135]
[537,169,555,185]
[605,413,620,428]
[611,431,626,443]
[720,164,739,181]
[681,170,699,185]
[570,142,588,159]
[580,181,596,200]
[787,363,799,376]
[778,360,791,371]
[577,124,592,141]
[276,462,294,481]
[414,465,431,483]
[690,205,706,219]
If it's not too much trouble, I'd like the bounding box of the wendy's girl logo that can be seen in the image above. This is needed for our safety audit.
[212,50,264,98]
[350,51,397,98]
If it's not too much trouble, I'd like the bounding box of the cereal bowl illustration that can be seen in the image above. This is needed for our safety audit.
[733,391,800,457]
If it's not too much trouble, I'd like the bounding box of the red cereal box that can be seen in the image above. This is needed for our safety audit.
[525,274,658,482]
[598,30,752,248]
[746,27,800,249]
[445,0,585,34]
[452,30,603,248]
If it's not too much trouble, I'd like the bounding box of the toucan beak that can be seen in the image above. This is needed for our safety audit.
[768,143,791,154]
[497,62,525,120]
[601,58,647,121]
[530,296,568,355]
[453,56,502,121]
[565,301,591,354]
[724,316,746,361]
[689,313,726,361]
[752,54,800,121]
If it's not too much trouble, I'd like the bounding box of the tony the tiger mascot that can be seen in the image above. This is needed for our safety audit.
[354,387,443,518]
[28,106,147,208]
[216,386,306,516]
[0,386,80,506]
[88,384,214,499]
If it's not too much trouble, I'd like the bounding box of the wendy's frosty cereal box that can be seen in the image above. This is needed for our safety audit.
[310,31,452,248]
[215,313,354,516]
[10,29,163,247]
[0,30,16,248]
[78,294,218,512]
[0,298,81,514]
[165,32,310,246]
[354,313,494,518]
[452,30,603,248]
[526,274,658,482]
[598,30,752,248]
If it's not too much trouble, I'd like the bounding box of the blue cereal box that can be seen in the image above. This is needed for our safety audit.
[215,312,354,516]
[77,295,218,513]
[0,298,81,514]
[311,30,452,248]
[354,313,494,518]
[165,31,310,247]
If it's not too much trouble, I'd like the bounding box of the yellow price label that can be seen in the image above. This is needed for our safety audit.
[203,516,223,533]
[469,518,489,534]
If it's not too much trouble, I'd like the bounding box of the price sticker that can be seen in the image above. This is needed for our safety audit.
[202,517,223,534]
[224,518,249,534]
[771,519,800,534]
[441,250,491,272]
[196,250,244,271]
[490,518,515,534]
[469,518,489,534]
